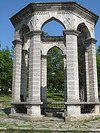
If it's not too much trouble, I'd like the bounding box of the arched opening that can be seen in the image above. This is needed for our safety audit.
[47,47,64,102]
[19,24,30,102]
[77,23,91,102]
[41,17,65,36]
[41,18,65,116]
[20,24,30,43]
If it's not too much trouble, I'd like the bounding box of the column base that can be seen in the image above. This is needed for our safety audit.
[66,105,81,116]
[10,105,16,114]
[27,105,41,116]
[10,103,43,121]
[94,105,100,114]
[26,104,43,120]
[27,104,43,121]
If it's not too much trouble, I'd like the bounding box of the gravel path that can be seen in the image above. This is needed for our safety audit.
[0,106,100,132]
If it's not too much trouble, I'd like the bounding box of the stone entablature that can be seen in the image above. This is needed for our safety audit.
[10,2,98,40]
[10,2,98,26]
[10,1,100,121]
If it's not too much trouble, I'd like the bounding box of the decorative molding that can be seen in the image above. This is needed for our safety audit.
[57,11,72,14]
[41,55,48,58]
[10,2,98,27]
[27,30,43,37]
[84,37,97,45]
[63,30,80,36]
[12,40,22,45]
[33,11,47,15]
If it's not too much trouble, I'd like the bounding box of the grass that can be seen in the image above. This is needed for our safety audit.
[47,91,64,102]
[3,101,11,106]
[0,92,64,102]
[0,94,11,100]
[0,94,11,106]
[84,117,100,123]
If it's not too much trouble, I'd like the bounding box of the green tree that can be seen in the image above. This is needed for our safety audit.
[96,45,100,92]
[0,46,13,94]
[47,47,64,93]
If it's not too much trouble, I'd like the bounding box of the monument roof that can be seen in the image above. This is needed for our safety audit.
[10,1,99,27]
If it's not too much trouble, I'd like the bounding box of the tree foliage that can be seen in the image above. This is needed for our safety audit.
[0,46,13,94]
[47,47,64,93]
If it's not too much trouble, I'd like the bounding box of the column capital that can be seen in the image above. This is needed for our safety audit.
[27,30,43,37]
[63,30,80,36]
[12,40,22,45]
[22,49,28,54]
[84,37,97,45]
[41,55,48,58]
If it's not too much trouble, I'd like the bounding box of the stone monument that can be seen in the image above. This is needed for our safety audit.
[10,1,100,121]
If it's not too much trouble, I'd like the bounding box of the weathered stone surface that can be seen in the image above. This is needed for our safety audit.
[10,1,100,120]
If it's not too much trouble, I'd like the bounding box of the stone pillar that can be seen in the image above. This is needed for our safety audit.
[41,55,47,103]
[20,50,28,101]
[63,55,67,102]
[63,30,80,116]
[27,30,43,118]
[85,48,90,102]
[84,38,99,102]
[12,40,22,103]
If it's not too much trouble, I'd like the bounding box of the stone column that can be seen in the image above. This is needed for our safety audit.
[84,38,99,102]
[63,55,67,102]
[12,40,22,103]
[20,50,28,101]
[63,30,80,116]
[41,55,47,103]
[85,48,90,102]
[27,30,43,119]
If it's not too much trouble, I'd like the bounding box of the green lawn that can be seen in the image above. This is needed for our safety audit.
[0,94,12,100]
[47,91,64,102]
[0,91,99,102]
[0,94,11,106]
[0,92,64,102]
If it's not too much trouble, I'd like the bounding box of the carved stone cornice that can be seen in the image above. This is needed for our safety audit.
[12,40,22,45]
[84,37,97,45]
[10,2,99,27]
[27,30,43,37]
[63,30,80,36]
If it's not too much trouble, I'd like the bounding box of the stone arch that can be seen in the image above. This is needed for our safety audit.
[77,22,91,39]
[47,45,63,55]
[19,24,30,101]
[42,42,66,56]
[77,22,91,102]
[47,45,64,55]
[41,17,66,30]
[19,24,30,41]
[19,24,30,51]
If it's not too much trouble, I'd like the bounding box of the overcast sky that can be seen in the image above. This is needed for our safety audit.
[0,0,100,49]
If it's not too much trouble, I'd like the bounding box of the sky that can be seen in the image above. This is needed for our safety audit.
[0,0,100,50]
